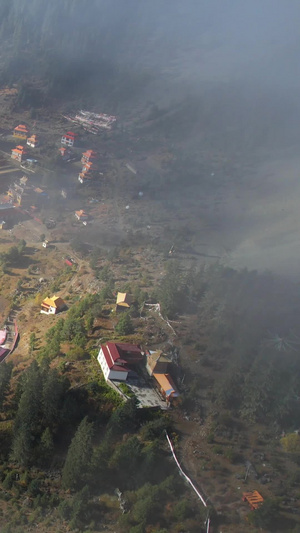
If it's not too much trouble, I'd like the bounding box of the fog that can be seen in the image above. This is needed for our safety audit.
[6,0,300,276]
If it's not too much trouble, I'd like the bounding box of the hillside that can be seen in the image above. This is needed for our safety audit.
[0,2,299,532]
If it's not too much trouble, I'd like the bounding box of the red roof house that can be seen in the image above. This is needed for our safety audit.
[61,131,78,147]
[97,342,143,381]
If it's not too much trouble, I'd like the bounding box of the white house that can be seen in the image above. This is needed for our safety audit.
[97,342,143,381]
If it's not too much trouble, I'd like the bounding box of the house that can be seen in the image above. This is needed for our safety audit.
[75,210,88,221]
[98,342,143,381]
[81,150,97,165]
[61,131,78,147]
[146,350,179,402]
[42,240,49,248]
[116,292,133,312]
[13,124,29,139]
[0,221,6,230]
[82,161,94,173]
[153,373,179,401]
[59,147,69,157]
[59,147,74,161]
[146,350,171,376]
[11,145,27,162]
[26,134,38,148]
[40,295,66,315]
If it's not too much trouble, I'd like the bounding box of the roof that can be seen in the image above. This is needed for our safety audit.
[41,295,65,309]
[27,134,37,141]
[75,209,88,217]
[62,131,78,139]
[82,150,97,158]
[101,342,143,371]
[147,350,171,373]
[14,124,28,132]
[243,491,264,509]
[116,292,132,308]
[12,145,26,154]
[153,373,179,398]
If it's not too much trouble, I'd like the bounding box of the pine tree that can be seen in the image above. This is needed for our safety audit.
[10,362,42,465]
[115,312,134,335]
[62,417,94,490]
[0,362,12,409]
[39,427,54,466]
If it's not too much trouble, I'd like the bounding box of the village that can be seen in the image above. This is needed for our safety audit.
[0,94,295,533]
[0,109,182,409]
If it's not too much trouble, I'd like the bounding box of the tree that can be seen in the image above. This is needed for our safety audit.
[281,433,300,454]
[0,362,13,409]
[158,262,185,318]
[11,362,42,465]
[39,427,54,466]
[247,498,280,529]
[62,417,94,490]
[115,312,134,335]
[42,369,68,428]
[107,398,139,438]
[17,239,26,254]
[29,333,37,354]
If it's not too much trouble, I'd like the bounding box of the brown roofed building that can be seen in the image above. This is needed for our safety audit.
[146,350,171,376]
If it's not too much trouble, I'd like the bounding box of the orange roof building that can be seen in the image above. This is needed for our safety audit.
[242,491,264,510]
[11,145,27,162]
[81,150,97,164]
[75,209,88,221]
[153,373,179,401]
[13,124,29,139]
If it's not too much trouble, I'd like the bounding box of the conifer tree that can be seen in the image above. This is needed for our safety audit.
[62,417,94,490]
